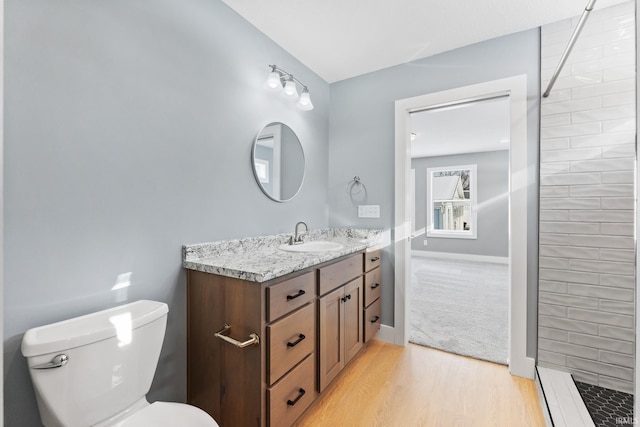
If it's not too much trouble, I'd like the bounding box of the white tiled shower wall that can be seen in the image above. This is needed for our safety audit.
[538,1,636,394]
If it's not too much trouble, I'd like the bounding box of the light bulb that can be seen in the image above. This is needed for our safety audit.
[282,79,299,99]
[264,71,283,91]
[296,89,314,111]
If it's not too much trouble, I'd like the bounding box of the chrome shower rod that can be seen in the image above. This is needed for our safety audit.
[543,0,597,98]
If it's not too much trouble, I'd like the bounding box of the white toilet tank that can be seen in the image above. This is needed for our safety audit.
[21,300,169,427]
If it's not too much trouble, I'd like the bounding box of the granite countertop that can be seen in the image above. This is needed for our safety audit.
[183,228,383,283]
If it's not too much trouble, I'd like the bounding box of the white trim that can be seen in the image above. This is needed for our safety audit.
[635,0,639,415]
[394,75,533,379]
[394,90,413,349]
[376,324,395,344]
[536,367,595,427]
[411,250,509,264]
[258,123,282,199]
[410,169,416,234]
[0,0,4,420]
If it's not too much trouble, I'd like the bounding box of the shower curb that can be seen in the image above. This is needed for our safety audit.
[536,366,595,427]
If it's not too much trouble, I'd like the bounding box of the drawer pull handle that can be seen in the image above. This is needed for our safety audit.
[286,290,306,300]
[214,324,260,348]
[370,256,380,262]
[287,388,306,406]
[371,316,380,323]
[370,283,380,290]
[287,334,306,347]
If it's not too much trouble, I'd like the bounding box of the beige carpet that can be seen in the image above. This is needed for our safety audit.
[409,256,508,365]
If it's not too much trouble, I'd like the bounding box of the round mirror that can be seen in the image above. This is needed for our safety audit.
[251,122,305,202]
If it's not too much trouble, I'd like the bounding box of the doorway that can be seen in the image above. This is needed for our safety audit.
[408,97,510,365]
[394,75,534,379]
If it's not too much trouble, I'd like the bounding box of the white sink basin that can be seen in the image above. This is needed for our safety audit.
[279,240,344,253]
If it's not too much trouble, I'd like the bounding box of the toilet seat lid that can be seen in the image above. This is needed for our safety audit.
[114,402,218,427]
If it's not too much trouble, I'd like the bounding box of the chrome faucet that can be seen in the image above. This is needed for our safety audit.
[289,221,309,245]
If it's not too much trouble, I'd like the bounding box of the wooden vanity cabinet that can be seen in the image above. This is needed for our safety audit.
[317,253,363,392]
[187,269,316,427]
[186,249,381,427]
[363,249,382,343]
[186,271,265,427]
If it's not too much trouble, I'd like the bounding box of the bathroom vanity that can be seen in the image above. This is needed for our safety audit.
[183,229,382,427]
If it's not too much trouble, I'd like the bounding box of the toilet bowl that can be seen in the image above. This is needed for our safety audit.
[21,300,219,427]
[96,401,216,427]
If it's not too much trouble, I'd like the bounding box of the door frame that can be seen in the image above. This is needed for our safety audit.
[393,75,535,379]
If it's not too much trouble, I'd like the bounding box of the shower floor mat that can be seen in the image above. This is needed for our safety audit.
[574,381,634,427]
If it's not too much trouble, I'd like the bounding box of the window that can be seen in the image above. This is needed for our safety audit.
[426,165,477,239]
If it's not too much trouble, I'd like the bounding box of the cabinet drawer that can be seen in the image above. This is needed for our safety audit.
[268,355,315,427]
[267,304,315,385]
[363,267,381,308]
[363,298,382,343]
[267,271,315,321]
[364,249,381,272]
[318,253,362,296]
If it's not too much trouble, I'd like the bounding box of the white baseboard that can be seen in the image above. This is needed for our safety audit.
[376,324,395,344]
[510,356,536,380]
[411,250,509,264]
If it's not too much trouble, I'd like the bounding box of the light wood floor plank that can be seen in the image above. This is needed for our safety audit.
[295,340,546,427]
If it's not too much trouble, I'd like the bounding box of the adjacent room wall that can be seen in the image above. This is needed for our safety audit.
[4,1,329,425]
[538,1,636,394]
[328,29,540,357]
[412,150,509,258]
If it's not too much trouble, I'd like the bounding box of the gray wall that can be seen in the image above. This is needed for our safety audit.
[412,150,509,257]
[327,29,541,357]
[4,1,329,425]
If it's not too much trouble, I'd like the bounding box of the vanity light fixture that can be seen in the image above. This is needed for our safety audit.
[264,64,314,111]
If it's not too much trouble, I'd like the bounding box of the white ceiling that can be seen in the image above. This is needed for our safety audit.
[410,96,511,158]
[223,0,630,83]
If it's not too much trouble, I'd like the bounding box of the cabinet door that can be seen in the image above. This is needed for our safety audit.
[343,277,363,364]
[318,286,344,392]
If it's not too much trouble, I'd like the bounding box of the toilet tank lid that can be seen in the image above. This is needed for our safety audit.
[21,300,169,357]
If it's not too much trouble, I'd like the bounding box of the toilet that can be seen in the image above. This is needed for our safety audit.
[21,300,219,427]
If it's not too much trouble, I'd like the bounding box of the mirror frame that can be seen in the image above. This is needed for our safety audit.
[251,122,305,203]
